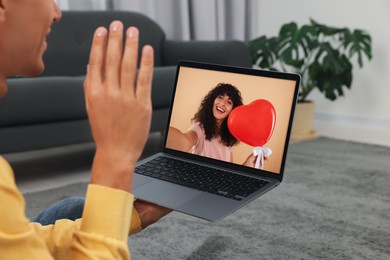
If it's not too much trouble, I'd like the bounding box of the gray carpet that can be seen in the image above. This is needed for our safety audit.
[24,137,390,260]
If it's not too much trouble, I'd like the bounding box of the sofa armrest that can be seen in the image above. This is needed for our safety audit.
[162,40,252,68]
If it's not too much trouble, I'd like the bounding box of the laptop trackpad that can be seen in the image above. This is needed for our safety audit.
[133,174,153,189]
[133,180,201,208]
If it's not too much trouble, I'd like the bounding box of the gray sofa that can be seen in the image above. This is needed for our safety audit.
[0,11,252,176]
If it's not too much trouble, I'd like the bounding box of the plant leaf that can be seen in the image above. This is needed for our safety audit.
[249,36,278,69]
[277,22,316,69]
[308,51,353,101]
[342,29,372,67]
[317,43,344,74]
[310,18,347,36]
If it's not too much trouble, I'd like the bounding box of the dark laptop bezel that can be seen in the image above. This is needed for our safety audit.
[161,61,300,183]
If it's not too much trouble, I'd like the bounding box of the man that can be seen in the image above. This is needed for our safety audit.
[0,0,169,258]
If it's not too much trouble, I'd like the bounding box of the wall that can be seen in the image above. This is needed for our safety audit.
[256,0,390,144]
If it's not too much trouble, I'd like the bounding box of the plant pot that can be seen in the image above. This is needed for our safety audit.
[291,101,319,140]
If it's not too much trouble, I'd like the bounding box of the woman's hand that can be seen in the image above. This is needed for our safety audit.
[243,153,257,167]
[243,153,267,168]
[84,21,154,192]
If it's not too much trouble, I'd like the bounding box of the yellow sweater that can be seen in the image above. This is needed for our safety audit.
[0,156,142,259]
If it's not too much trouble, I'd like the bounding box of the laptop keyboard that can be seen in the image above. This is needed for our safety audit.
[135,156,270,201]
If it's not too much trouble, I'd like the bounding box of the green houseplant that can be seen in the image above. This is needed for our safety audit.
[249,19,372,101]
[249,19,372,138]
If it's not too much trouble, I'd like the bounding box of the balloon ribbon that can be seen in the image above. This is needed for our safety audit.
[253,146,272,169]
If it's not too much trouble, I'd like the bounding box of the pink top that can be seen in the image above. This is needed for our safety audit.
[189,123,232,162]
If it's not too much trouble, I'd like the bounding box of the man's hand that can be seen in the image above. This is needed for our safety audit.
[134,200,172,229]
[84,21,154,192]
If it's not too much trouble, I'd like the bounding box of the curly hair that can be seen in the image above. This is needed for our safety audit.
[192,83,243,147]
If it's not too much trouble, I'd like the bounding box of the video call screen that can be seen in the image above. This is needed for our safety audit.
[166,66,297,175]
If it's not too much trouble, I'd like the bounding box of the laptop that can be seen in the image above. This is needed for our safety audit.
[133,61,300,221]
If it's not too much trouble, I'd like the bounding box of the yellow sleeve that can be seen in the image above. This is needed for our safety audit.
[1,156,141,259]
[31,205,141,259]
[0,157,54,259]
[129,206,142,235]
[31,204,141,260]
[34,186,135,259]
[70,184,133,259]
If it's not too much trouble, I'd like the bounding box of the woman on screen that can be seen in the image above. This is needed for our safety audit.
[167,83,256,167]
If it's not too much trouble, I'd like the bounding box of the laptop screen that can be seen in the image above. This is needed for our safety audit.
[164,61,299,176]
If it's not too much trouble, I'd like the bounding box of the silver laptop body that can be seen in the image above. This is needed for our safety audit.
[133,61,300,221]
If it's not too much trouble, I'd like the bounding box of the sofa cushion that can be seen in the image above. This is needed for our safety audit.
[1,77,86,127]
[163,40,252,68]
[0,119,92,154]
[2,65,176,128]
[42,11,166,77]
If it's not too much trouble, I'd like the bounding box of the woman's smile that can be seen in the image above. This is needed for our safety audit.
[213,94,233,123]
[216,105,226,113]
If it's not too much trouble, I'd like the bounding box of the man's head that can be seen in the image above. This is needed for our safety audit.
[0,0,61,96]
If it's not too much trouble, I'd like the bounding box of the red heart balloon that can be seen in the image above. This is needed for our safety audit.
[228,99,276,147]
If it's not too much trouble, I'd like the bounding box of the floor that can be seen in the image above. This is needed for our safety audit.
[18,170,91,195]
[12,143,94,194]
[15,132,163,194]
[15,125,390,195]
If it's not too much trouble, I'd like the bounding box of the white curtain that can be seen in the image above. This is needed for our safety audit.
[56,0,110,10]
[113,0,258,41]
[112,0,191,40]
[56,0,258,41]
